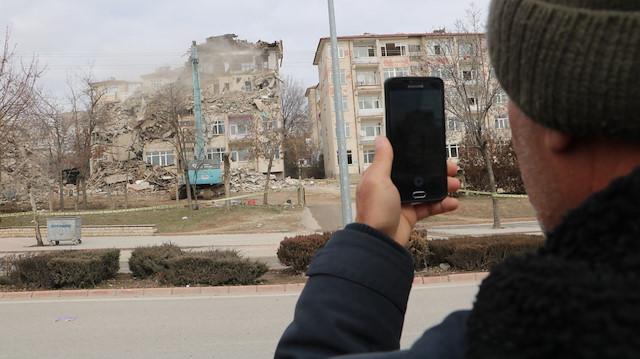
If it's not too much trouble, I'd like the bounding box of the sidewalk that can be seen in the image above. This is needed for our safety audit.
[427,220,542,238]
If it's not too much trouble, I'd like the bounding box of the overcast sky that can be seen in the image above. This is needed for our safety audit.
[2,0,492,98]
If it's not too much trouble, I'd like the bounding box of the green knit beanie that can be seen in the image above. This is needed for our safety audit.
[487,0,640,140]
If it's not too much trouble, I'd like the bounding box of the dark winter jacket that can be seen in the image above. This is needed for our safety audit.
[275,167,640,358]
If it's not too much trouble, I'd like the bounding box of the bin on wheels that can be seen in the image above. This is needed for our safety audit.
[46,217,82,245]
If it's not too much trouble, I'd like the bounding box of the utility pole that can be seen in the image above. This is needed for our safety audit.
[327,0,353,227]
[190,41,205,161]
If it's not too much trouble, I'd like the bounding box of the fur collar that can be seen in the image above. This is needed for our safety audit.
[466,167,640,358]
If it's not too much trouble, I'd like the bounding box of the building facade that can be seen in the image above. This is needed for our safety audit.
[309,32,509,178]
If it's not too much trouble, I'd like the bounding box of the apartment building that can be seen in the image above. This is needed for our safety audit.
[309,32,509,178]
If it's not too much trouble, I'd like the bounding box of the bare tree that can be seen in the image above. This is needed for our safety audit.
[231,112,283,206]
[423,3,508,228]
[0,26,42,188]
[280,76,313,177]
[144,80,196,209]
[34,95,74,211]
[66,71,111,210]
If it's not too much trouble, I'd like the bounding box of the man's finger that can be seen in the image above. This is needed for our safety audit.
[369,136,394,176]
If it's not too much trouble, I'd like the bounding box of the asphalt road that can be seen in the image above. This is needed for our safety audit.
[0,281,480,359]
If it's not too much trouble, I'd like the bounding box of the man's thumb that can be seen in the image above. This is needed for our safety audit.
[371,136,393,175]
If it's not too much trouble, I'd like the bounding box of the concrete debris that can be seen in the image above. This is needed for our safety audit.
[227,167,311,193]
[103,174,128,185]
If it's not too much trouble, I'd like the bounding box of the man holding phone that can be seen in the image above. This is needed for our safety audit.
[276,0,640,357]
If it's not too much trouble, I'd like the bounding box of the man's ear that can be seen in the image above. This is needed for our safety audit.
[545,128,572,152]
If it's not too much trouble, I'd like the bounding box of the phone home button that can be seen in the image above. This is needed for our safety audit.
[412,191,427,199]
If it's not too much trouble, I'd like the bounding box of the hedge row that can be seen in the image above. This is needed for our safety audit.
[278,230,545,273]
[424,234,545,271]
[276,232,333,273]
[8,249,120,289]
[128,244,268,286]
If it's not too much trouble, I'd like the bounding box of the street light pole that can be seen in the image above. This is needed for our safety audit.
[327,0,353,227]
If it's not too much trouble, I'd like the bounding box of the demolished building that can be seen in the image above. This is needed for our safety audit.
[89,34,285,196]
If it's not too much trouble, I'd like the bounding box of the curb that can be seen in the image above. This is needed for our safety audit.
[0,272,487,301]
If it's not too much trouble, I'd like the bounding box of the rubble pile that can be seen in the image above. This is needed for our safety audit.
[204,71,283,119]
[88,159,175,194]
[227,167,310,193]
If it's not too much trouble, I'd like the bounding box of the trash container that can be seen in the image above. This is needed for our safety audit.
[46,217,82,245]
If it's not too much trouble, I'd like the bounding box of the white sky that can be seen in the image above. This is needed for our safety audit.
[1,0,492,98]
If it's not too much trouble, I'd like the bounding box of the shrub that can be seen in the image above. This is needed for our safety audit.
[458,138,525,194]
[128,245,268,286]
[129,243,183,279]
[11,249,120,288]
[277,232,333,273]
[407,230,430,271]
[165,251,268,286]
[427,234,545,271]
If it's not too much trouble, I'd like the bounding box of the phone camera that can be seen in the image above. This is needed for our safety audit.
[414,176,424,186]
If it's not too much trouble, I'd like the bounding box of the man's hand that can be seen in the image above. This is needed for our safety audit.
[354,136,460,246]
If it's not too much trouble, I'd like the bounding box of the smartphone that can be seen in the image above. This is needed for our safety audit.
[384,77,448,203]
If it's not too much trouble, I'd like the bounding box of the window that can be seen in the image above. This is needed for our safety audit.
[269,148,281,159]
[358,96,381,110]
[337,150,353,165]
[213,83,220,94]
[106,87,118,96]
[427,40,451,55]
[224,83,230,91]
[446,144,460,158]
[467,97,476,105]
[241,63,254,72]
[206,147,225,162]
[494,91,508,104]
[335,122,351,137]
[353,45,375,58]
[495,117,510,129]
[263,116,278,131]
[361,122,382,137]
[229,115,252,136]
[383,67,409,80]
[461,67,476,81]
[331,69,347,84]
[446,119,461,131]
[341,95,349,111]
[212,120,225,135]
[145,151,175,166]
[363,149,375,164]
[408,44,422,52]
[380,43,406,56]
[458,42,475,56]
[150,80,163,88]
[355,70,378,85]
[230,148,249,162]
[243,81,252,93]
[430,65,447,79]
[327,43,344,58]
[410,65,423,72]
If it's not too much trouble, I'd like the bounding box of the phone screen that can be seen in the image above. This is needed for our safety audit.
[385,77,447,203]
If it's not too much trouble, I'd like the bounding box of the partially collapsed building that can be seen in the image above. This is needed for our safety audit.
[89,34,285,193]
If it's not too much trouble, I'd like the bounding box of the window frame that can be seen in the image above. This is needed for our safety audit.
[446,144,460,158]
[211,120,225,135]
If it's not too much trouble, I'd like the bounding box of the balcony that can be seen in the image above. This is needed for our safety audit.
[353,56,379,65]
[358,108,384,117]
